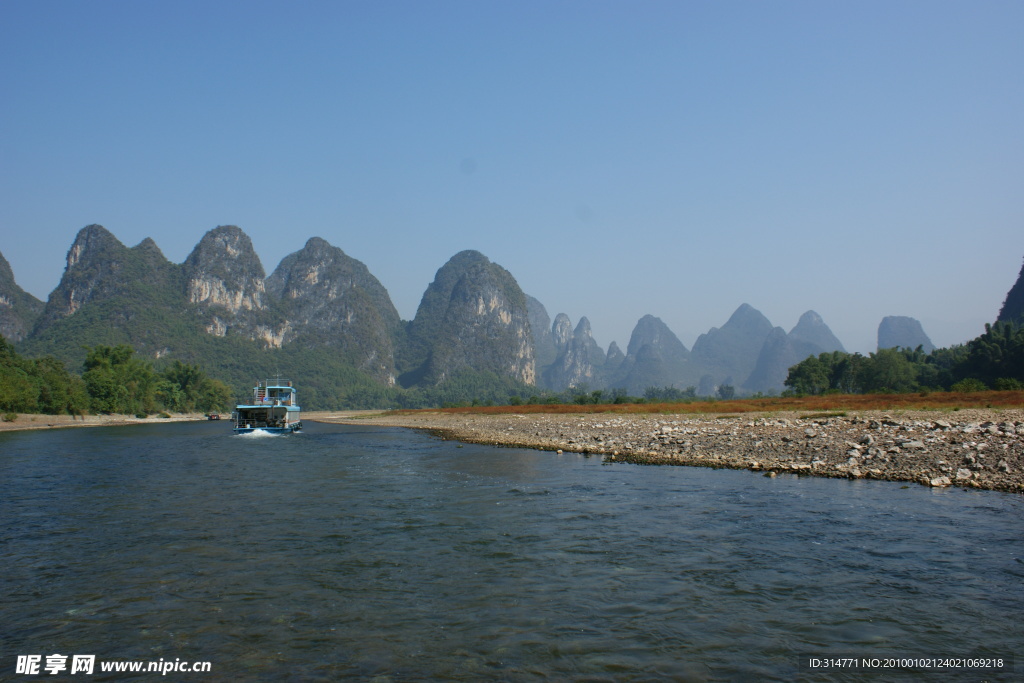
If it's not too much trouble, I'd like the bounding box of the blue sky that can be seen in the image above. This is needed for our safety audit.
[2,1,1021,354]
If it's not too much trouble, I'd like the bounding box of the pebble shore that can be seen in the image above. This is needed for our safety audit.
[315,409,1024,493]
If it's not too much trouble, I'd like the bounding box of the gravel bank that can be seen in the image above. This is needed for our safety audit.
[314,409,1024,493]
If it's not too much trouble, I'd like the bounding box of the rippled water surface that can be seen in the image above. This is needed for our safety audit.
[2,421,1022,681]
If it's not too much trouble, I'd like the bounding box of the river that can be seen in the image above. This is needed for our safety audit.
[2,421,1021,681]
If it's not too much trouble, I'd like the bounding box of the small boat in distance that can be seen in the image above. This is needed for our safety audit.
[233,379,302,434]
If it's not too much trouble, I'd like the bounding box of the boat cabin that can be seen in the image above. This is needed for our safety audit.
[233,379,302,433]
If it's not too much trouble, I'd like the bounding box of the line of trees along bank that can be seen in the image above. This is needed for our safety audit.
[4,319,1022,416]
[784,321,1024,395]
[0,339,231,417]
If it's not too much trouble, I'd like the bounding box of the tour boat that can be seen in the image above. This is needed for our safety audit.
[233,380,302,434]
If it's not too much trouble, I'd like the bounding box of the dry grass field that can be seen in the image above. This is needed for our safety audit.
[394,390,1024,417]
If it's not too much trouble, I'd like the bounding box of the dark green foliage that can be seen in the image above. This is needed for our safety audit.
[643,386,697,402]
[785,348,931,395]
[0,337,89,414]
[156,360,232,413]
[785,322,1022,395]
[784,353,833,395]
[955,321,1024,387]
[82,345,161,414]
[859,348,919,393]
[951,378,988,392]
[0,342,236,417]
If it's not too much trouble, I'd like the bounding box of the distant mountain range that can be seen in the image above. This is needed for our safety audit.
[4,224,1014,407]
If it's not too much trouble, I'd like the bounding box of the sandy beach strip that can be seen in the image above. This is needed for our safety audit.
[0,412,210,432]
[310,408,1024,493]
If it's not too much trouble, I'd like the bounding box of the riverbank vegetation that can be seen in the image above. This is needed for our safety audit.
[3,319,1023,416]
[783,321,1024,396]
[0,339,231,418]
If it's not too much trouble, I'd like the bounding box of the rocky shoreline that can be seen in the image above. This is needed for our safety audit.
[313,408,1024,493]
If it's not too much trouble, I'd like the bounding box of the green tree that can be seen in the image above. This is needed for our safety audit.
[195,378,232,413]
[784,354,832,395]
[82,345,159,414]
[33,356,89,415]
[859,348,918,393]
[0,338,88,415]
[951,378,987,392]
[954,321,1024,386]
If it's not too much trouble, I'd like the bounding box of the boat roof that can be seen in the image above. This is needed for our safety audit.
[236,403,301,409]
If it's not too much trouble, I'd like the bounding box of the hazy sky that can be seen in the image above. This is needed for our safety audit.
[2,1,1021,354]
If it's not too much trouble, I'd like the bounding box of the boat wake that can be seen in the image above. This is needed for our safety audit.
[236,429,279,438]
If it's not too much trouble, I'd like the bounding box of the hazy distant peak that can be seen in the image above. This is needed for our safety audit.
[526,295,557,369]
[725,303,771,328]
[626,314,688,357]
[552,313,573,350]
[878,316,934,353]
[795,310,823,327]
[790,310,845,353]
